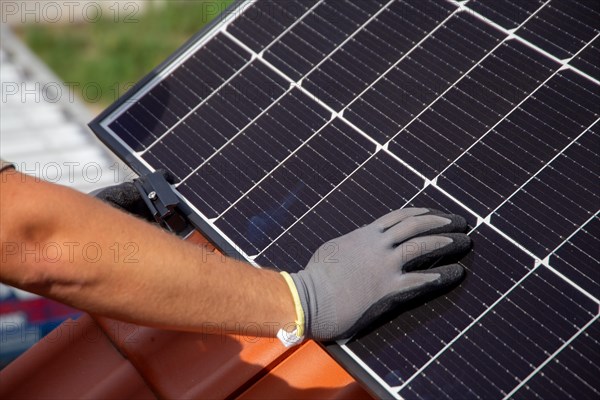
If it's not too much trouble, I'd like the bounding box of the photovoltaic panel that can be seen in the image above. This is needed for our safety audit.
[438,69,596,216]
[551,216,600,299]
[570,36,600,80]
[467,0,545,29]
[510,319,600,400]
[515,0,599,59]
[90,1,600,398]
[399,266,596,399]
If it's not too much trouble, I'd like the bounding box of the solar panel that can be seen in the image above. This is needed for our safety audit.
[90,1,600,398]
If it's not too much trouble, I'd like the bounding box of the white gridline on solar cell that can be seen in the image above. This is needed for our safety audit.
[514,0,600,57]
[373,61,571,186]
[214,119,375,221]
[257,0,398,86]
[471,0,543,28]
[255,151,424,258]
[264,0,445,84]
[214,152,380,256]
[176,88,332,209]
[275,0,424,70]
[439,118,599,218]
[342,26,523,128]
[186,112,333,217]
[484,121,599,222]
[178,89,319,186]
[488,129,600,258]
[166,76,293,184]
[228,0,316,51]
[167,75,289,168]
[549,223,600,294]
[255,159,445,265]
[570,40,600,76]
[457,0,600,87]
[243,0,324,56]
[504,315,600,399]
[141,41,259,152]
[117,38,252,150]
[379,40,589,148]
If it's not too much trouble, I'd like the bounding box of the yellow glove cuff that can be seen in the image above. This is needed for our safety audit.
[280,271,305,338]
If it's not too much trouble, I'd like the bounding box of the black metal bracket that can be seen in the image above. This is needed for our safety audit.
[133,172,190,235]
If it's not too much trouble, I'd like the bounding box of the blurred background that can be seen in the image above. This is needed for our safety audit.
[12,0,233,110]
[1,0,232,368]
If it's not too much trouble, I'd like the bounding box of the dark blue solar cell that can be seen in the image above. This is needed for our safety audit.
[493,122,600,258]
[168,33,251,105]
[227,0,318,52]
[256,151,424,270]
[168,67,212,105]
[216,119,375,255]
[179,89,329,218]
[109,103,167,151]
[569,36,600,81]
[516,0,600,59]
[262,19,330,81]
[138,85,186,128]
[408,185,478,228]
[439,67,600,216]
[348,223,534,387]
[346,12,505,145]
[308,0,384,46]
[142,121,223,182]
[399,266,597,399]
[142,60,289,180]
[108,34,250,151]
[551,217,600,299]
[468,0,544,29]
[303,0,457,111]
[263,0,384,80]
[388,39,559,180]
[511,320,600,400]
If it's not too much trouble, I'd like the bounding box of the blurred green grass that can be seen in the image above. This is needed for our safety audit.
[17,0,233,108]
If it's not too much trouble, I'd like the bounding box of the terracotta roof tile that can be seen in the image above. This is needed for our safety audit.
[239,341,372,400]
[0,315,156,399]
[95,317,296,399]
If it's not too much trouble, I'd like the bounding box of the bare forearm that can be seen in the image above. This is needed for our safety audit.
[0,170,295,335]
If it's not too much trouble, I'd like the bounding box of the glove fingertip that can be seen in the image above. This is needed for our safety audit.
[431,211,468,233]
[405,212,468,238]
[442,232,473,253]
[424,207,444,216]
[429,263,465,286]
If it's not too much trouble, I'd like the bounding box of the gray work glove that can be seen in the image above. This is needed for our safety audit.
[290,207,471,341]
[91,170,174,222]
[92,181,154,221]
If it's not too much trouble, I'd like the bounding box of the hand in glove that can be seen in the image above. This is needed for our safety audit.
[284,207,471,342]
[90,170,174,222]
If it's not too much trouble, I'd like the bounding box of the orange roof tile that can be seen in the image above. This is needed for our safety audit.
[0,315,155,399]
